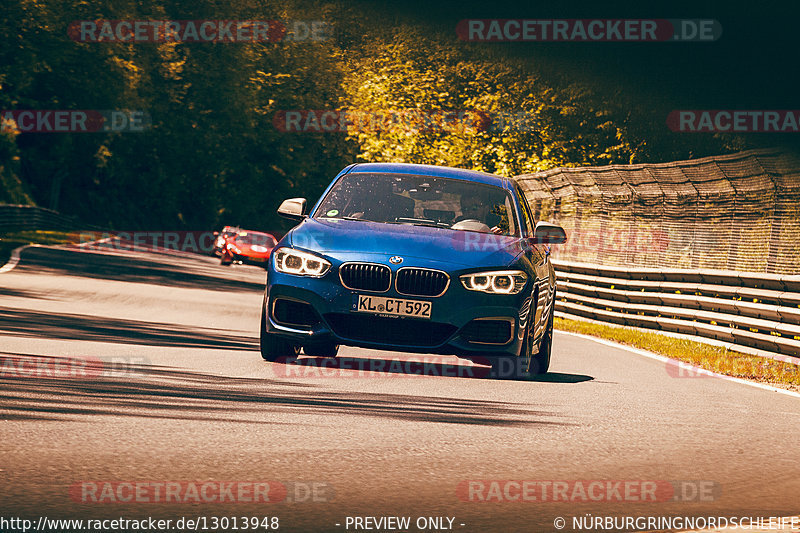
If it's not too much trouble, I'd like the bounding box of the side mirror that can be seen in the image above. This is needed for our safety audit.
[531,221,567,244]
[277,198,307,221]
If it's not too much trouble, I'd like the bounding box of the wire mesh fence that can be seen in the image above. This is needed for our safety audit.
[515,148,800,274]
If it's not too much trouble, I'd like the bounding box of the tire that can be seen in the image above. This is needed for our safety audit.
[490,305,552,380]
[489,355,522,380]
[303,342,339,358]
[531,309,554,375]
[260,306,299,362]
[489,320,532,380]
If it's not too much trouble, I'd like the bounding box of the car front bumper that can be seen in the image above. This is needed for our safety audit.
[264,260,531,358]
[229,252,270,266]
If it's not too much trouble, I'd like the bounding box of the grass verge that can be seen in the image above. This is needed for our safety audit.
[554,316,800,392]
[0,230,76,266]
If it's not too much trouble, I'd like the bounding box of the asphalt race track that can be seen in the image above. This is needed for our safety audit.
[1,245,798,532]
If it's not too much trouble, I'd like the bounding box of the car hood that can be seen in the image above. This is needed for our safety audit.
[286,218,524,269]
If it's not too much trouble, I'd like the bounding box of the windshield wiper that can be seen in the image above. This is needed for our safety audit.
[393,217,451,228]
[325,216,370,222]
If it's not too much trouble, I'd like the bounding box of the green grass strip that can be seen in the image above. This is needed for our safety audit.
[555,316,799,391]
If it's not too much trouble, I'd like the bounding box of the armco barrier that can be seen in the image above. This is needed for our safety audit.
[0,204,79,231]
[552,260,800,358]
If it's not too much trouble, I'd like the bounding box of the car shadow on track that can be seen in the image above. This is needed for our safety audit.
[527,372,594,383]
[277,355,595,383]
[0,353,570,427]
[0,287,60,300]
[0,306,257,350]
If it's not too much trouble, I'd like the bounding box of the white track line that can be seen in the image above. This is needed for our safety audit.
[0,244,38,274]
[75,236,114,247]
[556,330,800,399]
[0,237,112,274]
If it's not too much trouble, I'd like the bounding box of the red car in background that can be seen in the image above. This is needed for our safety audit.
[212,225,241,256]
[220,230,277,268]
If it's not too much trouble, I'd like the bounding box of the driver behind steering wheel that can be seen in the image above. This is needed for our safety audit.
[457,192,504,234]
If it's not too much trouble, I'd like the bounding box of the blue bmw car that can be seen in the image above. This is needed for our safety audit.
[260,163,566,378]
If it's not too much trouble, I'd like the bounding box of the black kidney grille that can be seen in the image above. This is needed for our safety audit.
[396,268,449,297]
[339,263,391,292]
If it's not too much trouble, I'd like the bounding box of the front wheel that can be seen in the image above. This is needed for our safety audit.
[490,310,552,380]
[489,325,532,380]
[531,310,554,375]
[260,307,299,361]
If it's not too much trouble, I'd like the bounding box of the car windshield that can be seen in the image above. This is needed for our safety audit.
[314,172,518,236]
[235,233,275,246]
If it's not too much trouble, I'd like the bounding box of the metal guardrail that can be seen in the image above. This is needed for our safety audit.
[0,204,80,232]
[552,260,800,358]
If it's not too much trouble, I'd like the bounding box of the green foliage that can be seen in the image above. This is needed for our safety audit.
[342,27,636,175]
[0,0,750,230]
[0,0,355,230]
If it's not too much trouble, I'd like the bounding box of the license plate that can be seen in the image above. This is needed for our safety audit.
[353,295,432,319]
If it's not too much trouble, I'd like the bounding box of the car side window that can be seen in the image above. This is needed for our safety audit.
[515,185,535,237]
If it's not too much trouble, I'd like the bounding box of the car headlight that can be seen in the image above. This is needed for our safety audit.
[251,245,269,253]
[460,270,527,294]
[273,248,331,277]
